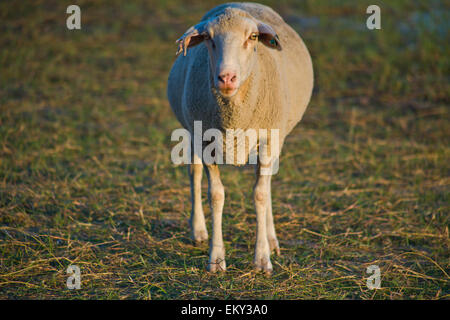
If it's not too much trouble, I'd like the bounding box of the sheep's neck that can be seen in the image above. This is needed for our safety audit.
[209,63,261,131]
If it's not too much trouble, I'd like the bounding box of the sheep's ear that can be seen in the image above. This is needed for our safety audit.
[176,21,208,56]
[257,22,282,51]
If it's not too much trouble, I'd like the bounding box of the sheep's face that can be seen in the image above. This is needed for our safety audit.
[204,16,261,97]
[176,9,282,98]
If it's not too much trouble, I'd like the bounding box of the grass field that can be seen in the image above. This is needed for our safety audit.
[0,0,449,299]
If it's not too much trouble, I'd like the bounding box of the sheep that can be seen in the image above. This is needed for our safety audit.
[167,2,313,274]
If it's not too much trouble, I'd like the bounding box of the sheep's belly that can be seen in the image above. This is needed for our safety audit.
[200,137,258,166]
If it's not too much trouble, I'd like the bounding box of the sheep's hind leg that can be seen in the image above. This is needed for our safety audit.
[188,153,208,244]
[205,164,226,272]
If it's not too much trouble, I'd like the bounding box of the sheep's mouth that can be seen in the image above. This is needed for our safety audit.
[218,87,238,97]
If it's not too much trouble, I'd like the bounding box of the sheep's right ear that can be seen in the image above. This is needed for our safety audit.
[176,21,208,56]
[257,21,282,51]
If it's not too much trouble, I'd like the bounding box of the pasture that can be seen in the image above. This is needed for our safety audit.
[0,0,448,299]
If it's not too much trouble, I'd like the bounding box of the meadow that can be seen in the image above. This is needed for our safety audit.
[0,0,448,299]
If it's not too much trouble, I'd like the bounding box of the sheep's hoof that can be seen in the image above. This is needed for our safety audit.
[268,238,281,256]
[192,229,208,245]
[207,258,226,273]
[254,257,273,276]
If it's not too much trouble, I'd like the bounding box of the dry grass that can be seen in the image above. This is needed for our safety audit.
[0,0,448,299]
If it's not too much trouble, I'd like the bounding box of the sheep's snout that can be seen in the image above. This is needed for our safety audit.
[216,69,238,96]
[218,71,237,86]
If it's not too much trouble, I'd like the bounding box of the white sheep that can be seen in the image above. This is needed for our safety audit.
[167,2,313,274]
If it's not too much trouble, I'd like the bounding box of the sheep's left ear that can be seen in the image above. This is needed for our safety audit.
[176,20,209,56]
[257,22,282,51]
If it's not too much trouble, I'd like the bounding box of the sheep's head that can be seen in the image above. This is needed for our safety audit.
[176,8,282,97]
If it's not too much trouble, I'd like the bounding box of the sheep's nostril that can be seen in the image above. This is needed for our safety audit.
[218,72,237,85]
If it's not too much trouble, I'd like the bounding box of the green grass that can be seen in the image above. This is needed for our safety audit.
[0,0,448,299]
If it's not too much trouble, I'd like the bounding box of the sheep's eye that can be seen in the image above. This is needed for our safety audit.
[205,36,216,49]
[249,33,258,41]
[204,35,215,48]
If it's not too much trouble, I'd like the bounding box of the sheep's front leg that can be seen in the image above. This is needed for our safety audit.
[204,164,226,272]
[266,177,280,256]
[188,153,208,244]
[253,162,273,274]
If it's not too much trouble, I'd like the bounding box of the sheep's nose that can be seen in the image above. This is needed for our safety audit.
[217,72,237,86]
